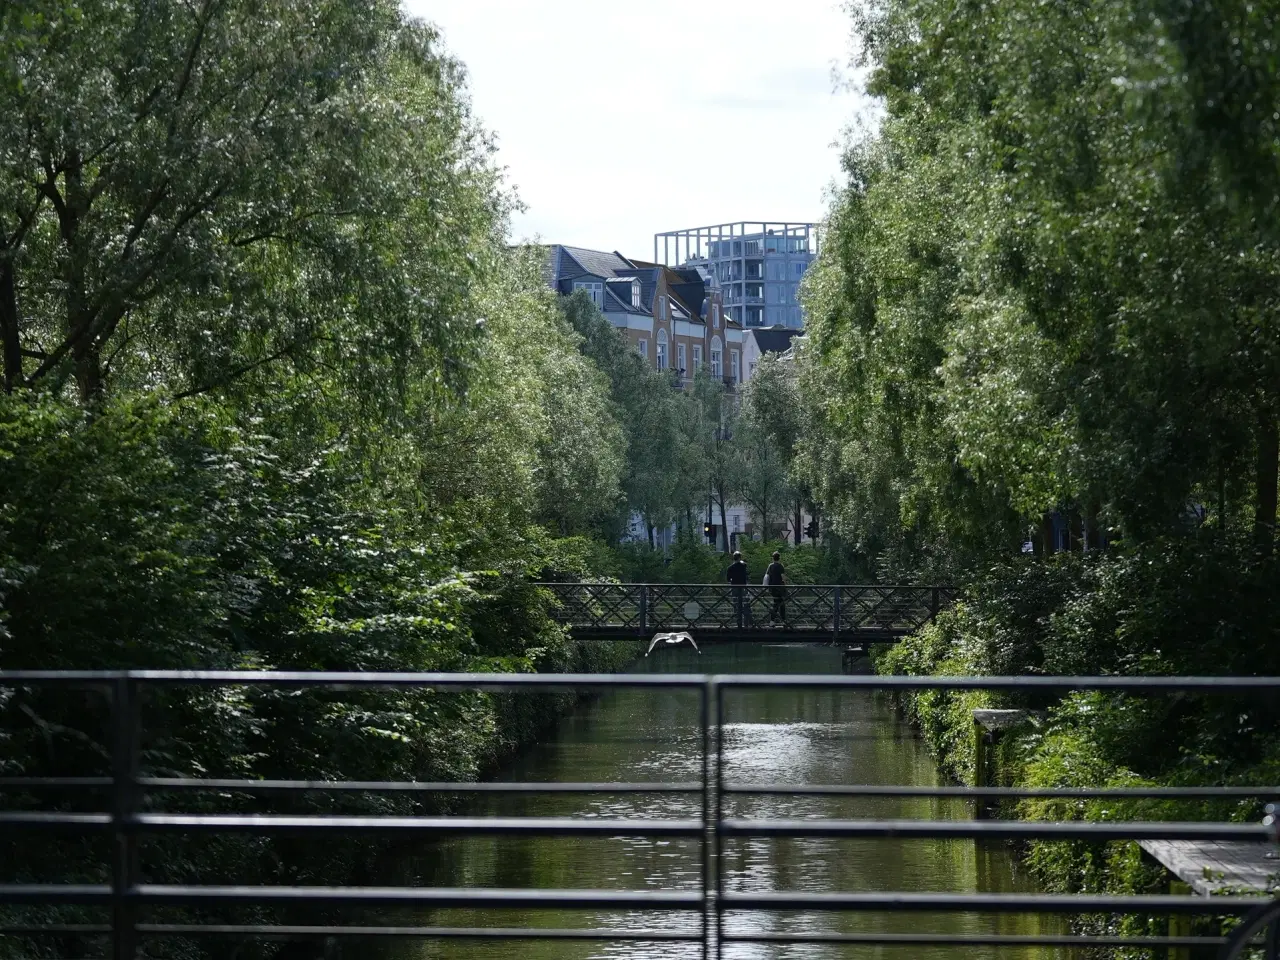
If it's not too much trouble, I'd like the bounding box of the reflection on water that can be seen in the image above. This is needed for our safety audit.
[388,643,1071,959]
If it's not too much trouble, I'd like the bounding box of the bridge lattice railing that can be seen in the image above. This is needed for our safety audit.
[540,583,956,638]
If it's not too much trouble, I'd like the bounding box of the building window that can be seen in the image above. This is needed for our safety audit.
[712,304,720,329]
[711,336,722,378]
[693,344,703,370]
[573,281,603,307]
[638,339,648,360]
[677,343,687,373]
[660,298,668,322]
[794,261,808,278]
[631,280,641,308]
[749,360,758,378]
[731,513,742,532]
[656,329,668,371]
[731,350,740,383]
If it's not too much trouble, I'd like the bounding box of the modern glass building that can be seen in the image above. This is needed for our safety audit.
[653,221,819,328]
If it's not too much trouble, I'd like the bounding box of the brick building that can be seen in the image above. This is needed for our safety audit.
[543,245,745,388]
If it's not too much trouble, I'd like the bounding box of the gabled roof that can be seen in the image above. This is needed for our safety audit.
[557,245,637,280]
[750,326,802,354]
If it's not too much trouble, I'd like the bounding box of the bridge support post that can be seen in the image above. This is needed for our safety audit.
[639,585,648,636]
[833,586,842,643]
[1167,881,1191,960]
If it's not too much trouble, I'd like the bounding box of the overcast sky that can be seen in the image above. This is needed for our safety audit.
[404,0,871,260]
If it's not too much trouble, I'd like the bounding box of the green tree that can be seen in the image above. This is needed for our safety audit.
[0,0,499,406]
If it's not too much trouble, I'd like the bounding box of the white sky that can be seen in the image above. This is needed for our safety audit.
[404,0,871,260]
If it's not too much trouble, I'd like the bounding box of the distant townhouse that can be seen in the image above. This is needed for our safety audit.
[543,244,746,388]
[742,325,803,384]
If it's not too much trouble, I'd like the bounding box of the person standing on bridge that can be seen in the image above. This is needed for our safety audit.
[726,551,750,627]
[765,551,787,625]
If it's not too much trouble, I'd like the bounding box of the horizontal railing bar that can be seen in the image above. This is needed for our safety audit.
[131,885,703,909]
[0,923,1240,948]
[133,814,703,836]
[0,812,111,830]
[540,582,949,589]
[0,671,710,689]
[715,674,1280,691]
[5,671,1279,692]
[721,819,1269,841]
[0,777,112,790]
[137,778,703,794]
[136,923,701,941]
[16,813,1261,842]
[721,891,1269,913]
[4,926,1232,949]
[724,932,1229,946]
[0,813,703,836]
[725,783,1280,799]
[0,885,703,910]
[0,885,111,904]
[0,924,111,936]
[6,886,1267,915]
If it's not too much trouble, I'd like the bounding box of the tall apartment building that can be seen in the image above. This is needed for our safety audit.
[543,244,746,388]
[653,222,820,329]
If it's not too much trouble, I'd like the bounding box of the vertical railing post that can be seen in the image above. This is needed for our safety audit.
[712,678,724,960]
[111,675,140,960]
[639,584,648,636]
[833,586,842,643]
[700,680,715,959]
[930,586,940,621]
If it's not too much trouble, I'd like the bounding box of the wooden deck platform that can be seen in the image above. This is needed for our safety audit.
[1139,839,1280,895]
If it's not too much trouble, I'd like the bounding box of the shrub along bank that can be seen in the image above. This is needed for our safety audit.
[875,543,1280,950]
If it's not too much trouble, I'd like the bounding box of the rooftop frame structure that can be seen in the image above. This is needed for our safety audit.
[653,221,821,268]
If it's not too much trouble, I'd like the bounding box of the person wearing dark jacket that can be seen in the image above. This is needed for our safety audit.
[765,551,787,624]
[726,551,750,626]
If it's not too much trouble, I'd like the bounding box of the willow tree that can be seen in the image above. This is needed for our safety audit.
[0,0,500,407]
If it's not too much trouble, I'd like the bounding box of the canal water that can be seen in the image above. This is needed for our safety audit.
[393,642,1071,959]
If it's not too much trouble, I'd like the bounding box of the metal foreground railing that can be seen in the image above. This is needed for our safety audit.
[0,671,1278,959]
[541,582,959,640]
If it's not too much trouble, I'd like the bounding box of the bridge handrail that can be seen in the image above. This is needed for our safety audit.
[1,671,1277,958]
[537,581,959,639]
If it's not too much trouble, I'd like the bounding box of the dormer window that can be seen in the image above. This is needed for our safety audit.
[631,280,641,309]
[573,281,603,308]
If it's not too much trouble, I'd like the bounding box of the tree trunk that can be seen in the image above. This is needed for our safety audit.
[1068,510,1083,551]
[1039,513,1056,556]
[647,523,655,549]
[717,490,730,555]
[74,340,102,403]
[794,499,802,545]
[1217,461,1227,535]
[1255,406,1278,556]
[1083,502,1102,553]
[0,253,19,393]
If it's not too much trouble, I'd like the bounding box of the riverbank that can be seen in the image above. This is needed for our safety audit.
[872,594,1280,952]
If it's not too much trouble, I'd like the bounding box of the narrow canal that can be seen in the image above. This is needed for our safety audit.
[395,642,1071,959]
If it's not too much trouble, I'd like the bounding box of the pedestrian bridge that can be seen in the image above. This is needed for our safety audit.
[540,582,957,643]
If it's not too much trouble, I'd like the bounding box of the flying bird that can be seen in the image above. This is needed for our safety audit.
[645,631,700,656]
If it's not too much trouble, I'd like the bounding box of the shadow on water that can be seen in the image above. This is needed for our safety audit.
[373,643,1074,959]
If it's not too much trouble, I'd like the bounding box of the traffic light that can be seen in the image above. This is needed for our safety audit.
[703,522,716,542]
[805,519,819,540]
